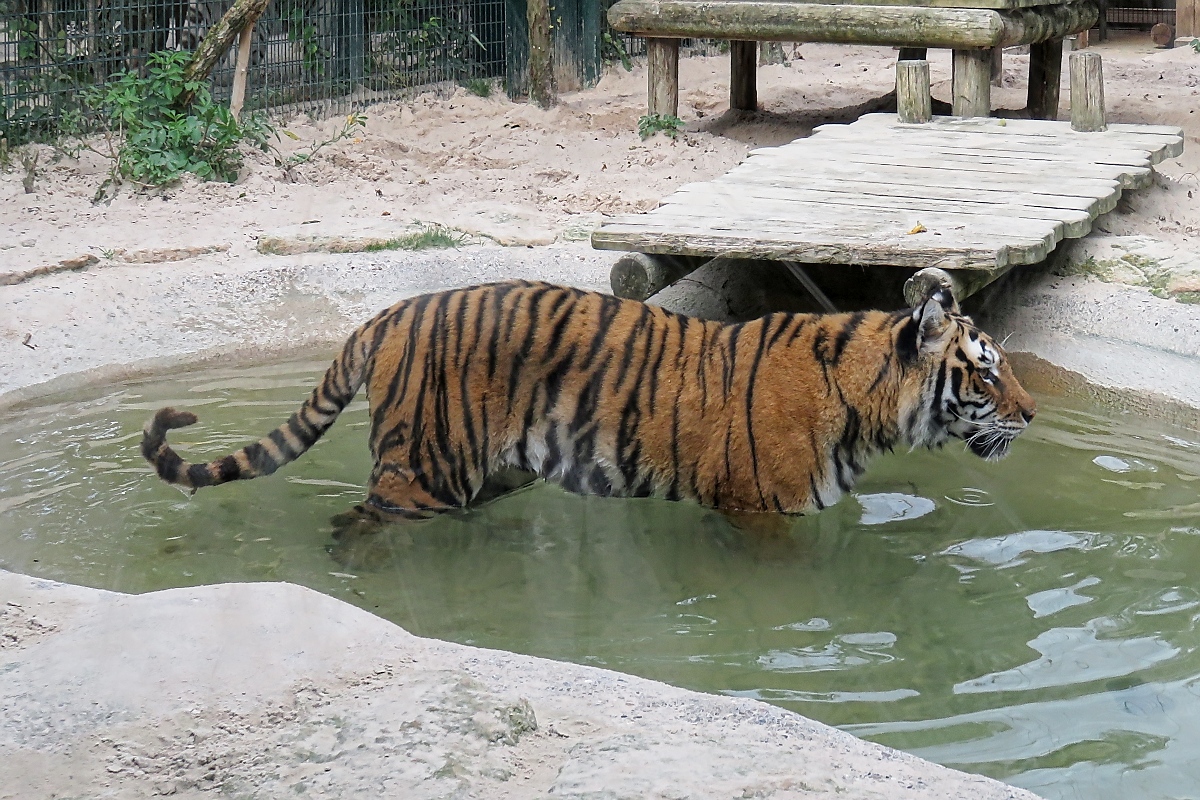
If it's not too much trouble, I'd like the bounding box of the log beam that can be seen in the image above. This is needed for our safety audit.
[608,0,1100,49]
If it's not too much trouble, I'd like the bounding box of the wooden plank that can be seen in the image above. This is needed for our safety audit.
[739,136,1152,172]
[627,208,1061,258]
[590,232,1009,271]
[607,201,1060,250]
[704,173,1111,214]
[662,183,1095,236]
[591,226,1016,269]
[733,149,1150,189]
[755,135,1156,171]
[841,114,1184,158]
[607,1,1099,48]
[849,112,1184,137]
[592,221,1038,269]
[724,160,1125,204]
[768,123,1171,163]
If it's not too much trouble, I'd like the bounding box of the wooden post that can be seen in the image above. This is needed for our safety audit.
[229,22,255,122]
[990,46,1003,86]
[898,47,928,61]
[1027,37,1062,120]
[730,40,757,111]
[647,38,680,117]
[1179,0,1199,39]
[527,0,554,108]
[179,0,271,108]
[896,59,932,124]
[952,49,991,117]
[1070,50,1106,131]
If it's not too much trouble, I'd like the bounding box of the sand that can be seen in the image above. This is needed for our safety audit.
[2,38,1195,275]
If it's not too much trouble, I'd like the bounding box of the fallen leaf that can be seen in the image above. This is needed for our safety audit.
[908,223,927,235]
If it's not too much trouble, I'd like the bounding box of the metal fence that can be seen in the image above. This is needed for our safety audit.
[1,0,507,142]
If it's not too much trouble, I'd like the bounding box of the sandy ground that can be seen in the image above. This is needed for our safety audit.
[0,569,1040,800]
[2,38,1197,272]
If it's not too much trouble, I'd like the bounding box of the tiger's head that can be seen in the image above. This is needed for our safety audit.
[900,285,1036,461]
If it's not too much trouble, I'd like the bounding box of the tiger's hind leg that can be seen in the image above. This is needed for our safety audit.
[327,466,538,569]
[718,510,808,563]
[326,501,435,570]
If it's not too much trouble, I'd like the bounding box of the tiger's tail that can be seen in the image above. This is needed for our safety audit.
[141,331,371,491]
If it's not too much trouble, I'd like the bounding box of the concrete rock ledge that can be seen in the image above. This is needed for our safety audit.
[0,570,1036,800]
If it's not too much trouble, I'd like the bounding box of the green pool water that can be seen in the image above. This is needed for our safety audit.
[2,358,1199,799]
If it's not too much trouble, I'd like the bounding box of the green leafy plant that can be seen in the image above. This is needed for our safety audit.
[601,31,632,72]
[273,112,367,181]
[280,0,331,77]
[637,113,685,140]
[1192,37,1200,53]
[461,77,493,97]
[62,50,273,200]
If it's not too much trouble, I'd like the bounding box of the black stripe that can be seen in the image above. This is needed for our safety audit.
[743,319,770,508]
[156,449,184,482]
[809,476,825,510]
[895,314,920,363]
[269,428,298,460]
[830,312,865,365]
[217,455,241,482]
[188,463,213,486]
[765,314,791,350]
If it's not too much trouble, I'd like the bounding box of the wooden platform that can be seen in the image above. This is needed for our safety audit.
[609,0,1099,118]
[591,114,1184,285]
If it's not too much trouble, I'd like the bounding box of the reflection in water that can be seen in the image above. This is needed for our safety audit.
[1,360,1199,800]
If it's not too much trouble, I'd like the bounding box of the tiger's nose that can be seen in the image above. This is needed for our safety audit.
[1021,406,1036,424]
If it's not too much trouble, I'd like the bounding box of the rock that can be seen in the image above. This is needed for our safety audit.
[0,571,1040,800]
[0,254,98,286]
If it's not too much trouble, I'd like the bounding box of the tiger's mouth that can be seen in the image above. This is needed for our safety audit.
[964,425,1022,461]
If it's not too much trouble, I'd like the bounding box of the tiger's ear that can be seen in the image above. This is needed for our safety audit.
[923,284,960,316]
[914,296,951,348]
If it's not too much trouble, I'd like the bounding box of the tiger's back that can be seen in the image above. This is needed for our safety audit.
[142,280,1036,517]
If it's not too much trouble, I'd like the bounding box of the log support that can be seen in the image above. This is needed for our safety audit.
[1027,37,1063,119]
[610,253,702,300]
[951,48,991,117]
[896,59,932,124]
[1069,50,1106,132]
[647,38,680,117]
[730,40,758,111]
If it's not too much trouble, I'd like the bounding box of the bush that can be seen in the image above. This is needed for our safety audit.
[67,50,272,194]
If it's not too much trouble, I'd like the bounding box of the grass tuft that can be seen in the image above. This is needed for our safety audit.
[363,224,470,252]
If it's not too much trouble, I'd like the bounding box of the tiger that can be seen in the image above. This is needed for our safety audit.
[141,278,1035,524]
